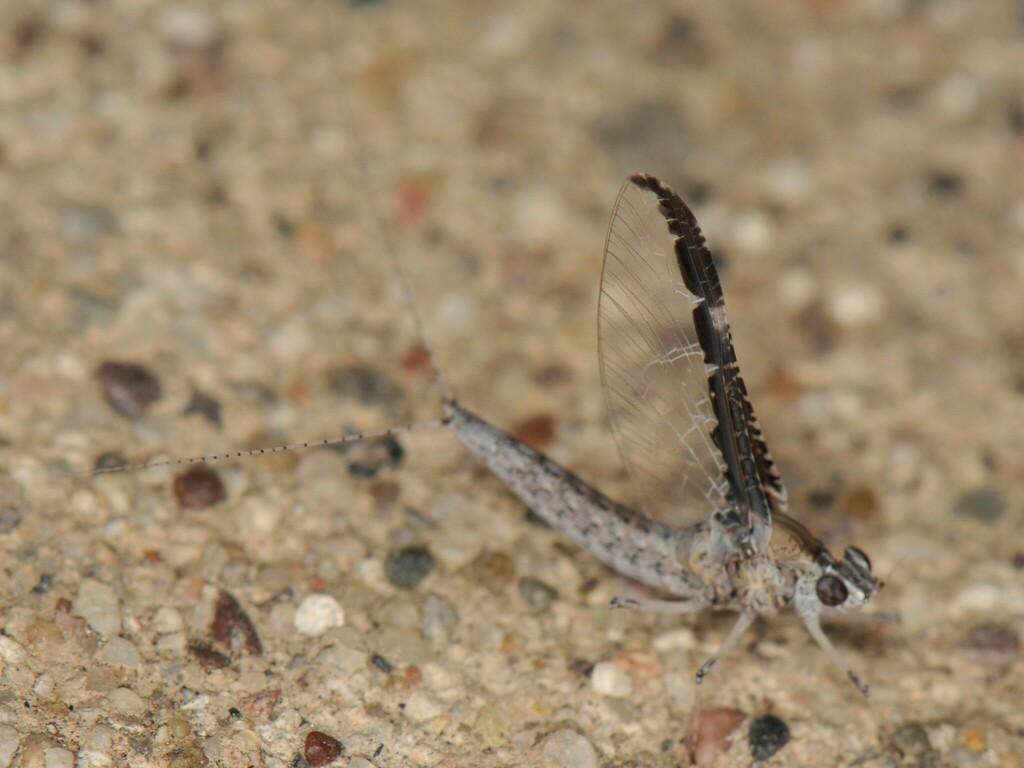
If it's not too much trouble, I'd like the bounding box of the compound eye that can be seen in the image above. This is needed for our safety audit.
[816,574,849,607]
[843,546,872,573]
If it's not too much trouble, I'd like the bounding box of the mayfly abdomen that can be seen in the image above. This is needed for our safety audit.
[442,401,709,599]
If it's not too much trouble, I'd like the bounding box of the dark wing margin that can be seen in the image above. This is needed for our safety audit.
[626,174,779,549]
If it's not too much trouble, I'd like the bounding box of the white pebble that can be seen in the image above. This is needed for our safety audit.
[152,607,184,634]
[75,579,122,637]
[540,729,598,768]
[293,594,345,637]
[590,661,633,698]
[764,157,813,205]
[827,282,885,327]
[0,635,26,663]
[731,210,772,257]
[653,627,696,652]
[776,266,816,310]
[107,687,147,717]
[157,6,219,49]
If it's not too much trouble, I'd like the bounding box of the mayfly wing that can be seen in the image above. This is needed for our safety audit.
[597,173,779,547]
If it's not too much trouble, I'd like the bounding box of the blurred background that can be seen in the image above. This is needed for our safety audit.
[1,1,1022,766]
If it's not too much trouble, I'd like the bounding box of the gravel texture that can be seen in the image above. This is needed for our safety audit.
[1,1,1022,766]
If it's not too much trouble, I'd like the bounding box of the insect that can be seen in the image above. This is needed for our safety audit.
[429,173,887,695]
[100,173,889,695]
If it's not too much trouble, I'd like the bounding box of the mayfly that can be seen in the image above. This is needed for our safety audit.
[99,173,887,695]
[438,174,885,695]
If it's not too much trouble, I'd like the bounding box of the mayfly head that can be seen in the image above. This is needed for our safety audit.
[814,546,879,612]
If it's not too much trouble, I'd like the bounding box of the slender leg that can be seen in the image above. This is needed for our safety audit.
[695,609,756,686]
[610,596,705,614]
[801,613,870,697]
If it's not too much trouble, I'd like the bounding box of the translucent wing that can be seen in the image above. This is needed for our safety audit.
[598,174,781,544]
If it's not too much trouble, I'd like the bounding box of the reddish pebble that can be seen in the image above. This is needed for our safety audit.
[211,590,262,655]
[512,413,557,451]
[304,731,343,767]
[236,689,280,719]
[401,344,433,379]
[405,665,423,685]
[396,179,430,226]
[95,361,162,419]
[692,708,745,768]
[173,466,226,509]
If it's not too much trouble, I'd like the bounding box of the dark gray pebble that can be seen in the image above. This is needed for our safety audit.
[371,653,393,674]
[890,723,937,765]
[518,576,558,610]
[183,389,223,427]
[961,622,1020,665]
[385,546,434,590]
[327,366,402,407]
[0,506,21,535]
[748,714,789,760]
[951,488,1005,523]
[95,361,162,420]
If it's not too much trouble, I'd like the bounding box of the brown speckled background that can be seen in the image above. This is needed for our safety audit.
[1,1,1023,766]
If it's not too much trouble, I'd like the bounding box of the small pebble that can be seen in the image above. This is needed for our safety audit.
[107,687,147,716]
[95,361,162,420]
[236,689,280,719]
[384,546,435,590]
[293,594,345,637]
[827,282,886,328]
[0,505,21,535]
[748,714,790,760]
[539,728,598,768]
[172,466,226,509]
[961,622,1020,665]
[96,636,142,667]
[211,590,262,655]
[318,643,367,677]
[951,488,1005,523]
[59,203,117,241]
[518,576,558,610]
[890,723,935,762]
[305,731,344,767]
[652,627,696,652]
[74,578,122,637]
[693,708,744,768]
[183,389,222,426]
[591,661,633,698]
[927,170,965,198]
[152,606,184,634]
[420,594,459,641]
[188,641,231,670]
[157,5,219,48]
[512,414,557,451]
[327,366,401,407]
[371,653,393,674]
[731,209,772,256]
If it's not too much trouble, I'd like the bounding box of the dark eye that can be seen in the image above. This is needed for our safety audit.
[816,574,849,607]
[843,546,872,573]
